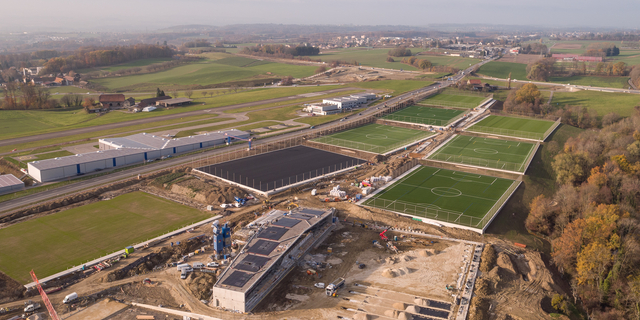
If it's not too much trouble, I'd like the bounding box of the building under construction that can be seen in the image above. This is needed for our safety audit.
[210,207,336,313]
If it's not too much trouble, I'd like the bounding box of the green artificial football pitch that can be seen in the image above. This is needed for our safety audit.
[420,93,487,109]
[362,165,518,228]
[382,105,465,126]
[428,135,536,172]
[467,115,557,140]
[312,123,435,154]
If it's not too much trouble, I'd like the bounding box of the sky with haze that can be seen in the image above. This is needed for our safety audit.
[3,0,639,32]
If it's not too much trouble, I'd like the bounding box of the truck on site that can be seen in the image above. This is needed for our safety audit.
[326,277,345,296]
[24,303,40,312]
[176,263,192,271]
[63,292,78,304]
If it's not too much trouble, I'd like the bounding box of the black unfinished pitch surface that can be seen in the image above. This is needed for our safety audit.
[247,240,279,256]
[197,146,365,192]
[221,271,253,288]
[236,255,270,272]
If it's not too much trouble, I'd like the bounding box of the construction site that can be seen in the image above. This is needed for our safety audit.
[0,87,568,320]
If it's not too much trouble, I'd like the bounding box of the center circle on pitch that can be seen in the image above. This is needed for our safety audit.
[366,134,388,139]
[431,187,462,197]
[474,148,499,154]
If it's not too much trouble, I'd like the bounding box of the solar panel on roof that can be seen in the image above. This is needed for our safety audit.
[221,271,253,288]
[247,240,279,256]
[258,227,288,241]
[288,213,313,220]
[273,218,301,228]
[235,255,270,272]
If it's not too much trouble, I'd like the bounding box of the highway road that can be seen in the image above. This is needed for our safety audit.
[0,81,446,215]
[0,87,356,150]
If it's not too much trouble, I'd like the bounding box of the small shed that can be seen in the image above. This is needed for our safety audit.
[0,174,25,195]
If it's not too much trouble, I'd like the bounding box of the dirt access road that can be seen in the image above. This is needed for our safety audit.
[0,87,356,151]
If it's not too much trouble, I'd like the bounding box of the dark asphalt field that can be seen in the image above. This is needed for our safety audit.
[197,146,365,191]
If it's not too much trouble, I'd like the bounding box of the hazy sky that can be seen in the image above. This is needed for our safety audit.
[3,0,639,32]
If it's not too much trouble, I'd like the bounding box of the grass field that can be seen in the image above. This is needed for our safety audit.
[77,58,173,73]
[549,75,630,89]
[429,135,537,172]
[421,93,487,109]
[318,48,418,71]
[91,58,317,91]
[418,55,482,70]
[477,61,528,80]
[382,105,464,126]
[362,165,518,229]
[313,124,434,154]
[551,90,640,116]
[0,191,210,284]
[467,115,556,140]
[349,80,434,95]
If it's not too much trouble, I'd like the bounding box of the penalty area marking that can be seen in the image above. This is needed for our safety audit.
[366,134,388,139]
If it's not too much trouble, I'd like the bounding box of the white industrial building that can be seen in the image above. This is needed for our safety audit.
[304,93,377,115]
[211,207,335,313]
[0,174,25,195]
[28,129,250,182]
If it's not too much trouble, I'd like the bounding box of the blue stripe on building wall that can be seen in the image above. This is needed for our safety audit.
[173,147,176,154]
[76,164,81,174]
[113,158,116,166]
[144,152,148,160]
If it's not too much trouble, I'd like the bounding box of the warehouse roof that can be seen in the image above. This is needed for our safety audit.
[0,174,23,188]
[214,207,332,293]
[157,97,192,105]
[100,129,250,150]
[28,148,144,171]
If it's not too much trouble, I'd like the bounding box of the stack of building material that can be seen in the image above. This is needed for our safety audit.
[329,185,346,198]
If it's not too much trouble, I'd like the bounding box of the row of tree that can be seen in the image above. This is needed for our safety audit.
[43,44,174,74]
[2,82,57,109]
[526,111,640,319]
[526,58,631,81]
[519,43,548,54]
[240,44,319,58]
[584,44,620,58]
[387,47,412,57]
[398,56,432,70]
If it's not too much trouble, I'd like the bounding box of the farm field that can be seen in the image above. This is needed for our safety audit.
[312,123,435,154]
[549,75,630,89]
[318,48,418,70]
[91,57,317,91]
[476,61,528,80]
[551,90,640,116]
[362,165,518,229]
[420,92,487,109]
[82,58,174,73]
[382,105,464,126]
[420,55,482,70]
[349,80,434,95]
[467,115,556,140]
[428,135,537,172]
[0,191,210,284]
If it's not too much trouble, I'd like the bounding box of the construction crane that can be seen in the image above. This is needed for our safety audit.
[379,229,389,241]
[224,132,253,150]
[30,270,60,320]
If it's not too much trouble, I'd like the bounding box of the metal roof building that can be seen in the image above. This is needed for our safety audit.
[211,207,335,313]
[0,174,25,195]
[28,129,250,182]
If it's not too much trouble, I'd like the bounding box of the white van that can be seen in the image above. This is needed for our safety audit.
[63,292,78,304]
[192,262,204,269]
[176,263,191,271]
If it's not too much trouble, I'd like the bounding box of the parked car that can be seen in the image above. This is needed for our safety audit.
[207,262,219,268]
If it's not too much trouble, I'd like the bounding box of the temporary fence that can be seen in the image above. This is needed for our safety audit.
[381,113,463,127]
[428,152,525,172]
[466,125,545,141]
[364,197,486,228]
[313,131,434,154]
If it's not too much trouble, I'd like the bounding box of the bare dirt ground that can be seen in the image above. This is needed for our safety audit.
[311,66,419,84]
